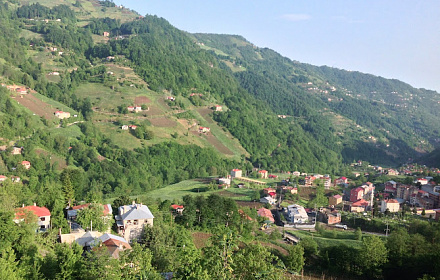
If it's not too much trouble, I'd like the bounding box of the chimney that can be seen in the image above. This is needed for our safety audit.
[34,202,36,206]
[22,204,25,208]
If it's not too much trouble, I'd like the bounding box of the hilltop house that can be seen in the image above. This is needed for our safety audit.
[199,126,210,133]
[21,161,31,170]
[231,169,242,178]
[103,31,110,37]
[115,202,154,243]
[335,177,348,185]
[170,205,184,215]
[258,170,268,179]
[11,147,22,155]
[54,111,71,119]
[214,105,223,112]
[14,204,51,231]
[127,106,142,113]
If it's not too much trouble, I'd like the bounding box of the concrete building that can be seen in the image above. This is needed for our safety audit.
[115,202,154,243]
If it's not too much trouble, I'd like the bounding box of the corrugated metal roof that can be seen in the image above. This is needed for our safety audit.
[118,204,154,220]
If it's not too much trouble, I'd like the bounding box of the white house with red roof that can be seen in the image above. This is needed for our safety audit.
[231,169,242,178]
[258,170,268,179]
[415,178,429,185]
[350,199,369,212]
[21,161,31,170]
[0,175,7,182]
[214,105,223,112]
[67,203,113,221]
[381,199,400,213]
[54,111,71,119]
[14,204,51,231]
[170,204,184,214]
[199,126,210,133]
[335,177,348,185]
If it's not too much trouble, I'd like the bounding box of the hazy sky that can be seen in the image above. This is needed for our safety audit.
[115,0,440,92]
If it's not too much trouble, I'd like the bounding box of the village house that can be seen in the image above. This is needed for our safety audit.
[260,196,277,205]
[121,125,129,130]
[128,125,137,130]
[329,194,343,206]
[115,202,154,243]
[335,176,348,185]
[284,204,309,224]
[199,126,210,133]
[103,31,110,37]
[14,204,51,231]
[217,177,230,186]
[127,106,142,113]
[387,169,400,176]
[318,208,341,225]
[21,161,31,170]
[305,176,316,186]
[292,171,301,176]
[231,169,242,178]
[54,111,71,119]
[60,231,131,259]
[258,170,268,179]
[263,187,276,195]
[415,178,429,185]
[0,175,7,182]
[166,96,175,101]
[384,180,398,194]
[67,203,112,222]
[323,176,332,189]
[396,185,416,201]
[11,176,20,183]
[350,187,364,202]
[283,186,298,195]
[214,105,223,112]
[350,199,369,212]
[170,204,184,215]
[381,199,400,213]
[11,147,22,155]
[421,185,440,209]
[257,208,274,223]
[15,87,27,94]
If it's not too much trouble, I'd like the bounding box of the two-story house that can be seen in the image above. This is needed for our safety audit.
[115,202,154,243]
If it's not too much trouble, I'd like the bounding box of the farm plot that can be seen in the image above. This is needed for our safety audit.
[197,108,214,124]
[12,94,56,120]
[205,134,234,155]
[149,117,176,127]
[135,96,151,104]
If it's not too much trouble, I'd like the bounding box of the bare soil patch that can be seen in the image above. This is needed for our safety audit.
[235,201,263,209]
[134,96,151,104]
[149,117,176,127]
[205,134,234,155]
[12,94,56,120]
[35,148,67,170]
[192,232,212,249]
[218,190,246,198]
[145,106,163,116]
[197,108,214,124]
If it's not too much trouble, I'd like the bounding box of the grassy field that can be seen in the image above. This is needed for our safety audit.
[48,124,83,139]
[135,179,222,202]
[289,229,364,249]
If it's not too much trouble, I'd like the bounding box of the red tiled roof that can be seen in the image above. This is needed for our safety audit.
[352,199,369,207]
[15,205,50,219]
[258,170,268,173]
[257,208,274,222]
[232,169,241,171]
[333,195,342,199]
[21,161,30,165]
[171,204,184,210]
[268,192,276,196]
[385,199,399,204]
[72,203,91,210]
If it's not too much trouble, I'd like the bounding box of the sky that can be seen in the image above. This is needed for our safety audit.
[115,0,440,92]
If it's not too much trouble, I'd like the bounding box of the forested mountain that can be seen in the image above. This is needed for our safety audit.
[191,33,440,166]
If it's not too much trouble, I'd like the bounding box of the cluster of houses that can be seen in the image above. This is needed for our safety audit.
[1,83,28,94]
[121,124,137,130]
[383,179,440,210]
[13,201,156,259]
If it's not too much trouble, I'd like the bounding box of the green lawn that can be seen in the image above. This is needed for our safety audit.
[135,179,222,202]
[289,229,364,249]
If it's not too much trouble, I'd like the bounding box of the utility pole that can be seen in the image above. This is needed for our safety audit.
[384,220,390,236]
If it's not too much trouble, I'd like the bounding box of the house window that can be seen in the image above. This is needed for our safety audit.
[40,217,45,221]
[40,225,45,229]
[133,220,138,225]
